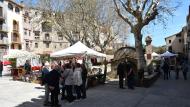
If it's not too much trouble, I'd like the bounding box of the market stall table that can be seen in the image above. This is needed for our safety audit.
[11,68,25,80]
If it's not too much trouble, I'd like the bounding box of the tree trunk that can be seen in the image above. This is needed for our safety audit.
[134,31,146,86]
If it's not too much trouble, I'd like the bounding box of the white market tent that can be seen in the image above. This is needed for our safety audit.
[3,49,40,67]
[50,41,106,58]
[3,49,38,59]
[152,52,160,57]
[160,51,177,57]
[144,52,160,57]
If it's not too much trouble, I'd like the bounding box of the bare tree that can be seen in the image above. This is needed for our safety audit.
[113,0,180,78]
[35,0,127,53]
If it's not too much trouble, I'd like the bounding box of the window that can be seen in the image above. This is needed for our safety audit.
[179,39,181,43]
[13,20,19,31]
[34,31,40,36]
[30,42,32,47]
[35,43,38,48]
[60,43,62,47]
[25,12,29,16]
[0,7,3,17]
[57,32,63,40]
[11,44,14,49]
[42,22,52,32]
[26,42,29,49]
[24,18,27,23]
[15,7,20,13]
[46,43,49,48]
[169,40,171,43]
[12,33,18,42]
[58,35,63,40]
[0,33,3,40]
[45,33,50,39]
[54,45,56,48]
[35,12,38,16]
[45,33,51,40]
[0,23,3,30]
[35,37,40,40]
[8,3,13,10]
[168,46,172,52]
[24,29,27,35]
[29,30,31,36]
[42,12,47,17]
[19,44,22,49]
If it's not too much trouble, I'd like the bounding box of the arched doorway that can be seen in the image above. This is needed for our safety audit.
[110,47,137,78]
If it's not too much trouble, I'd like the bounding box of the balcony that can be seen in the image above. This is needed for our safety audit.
[0,25,8,33]
[11,37,21,43]
[43,37,52,42]
[0,13,5,21]
[13,26,19,32]
[0,38,8,45]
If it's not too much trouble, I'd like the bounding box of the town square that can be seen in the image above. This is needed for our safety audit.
[0,0,190,107]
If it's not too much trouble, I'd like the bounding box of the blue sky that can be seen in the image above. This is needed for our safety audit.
[137,0,190,47]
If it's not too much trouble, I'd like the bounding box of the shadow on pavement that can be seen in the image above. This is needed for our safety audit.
[15,95,45,107]
[35,86,45,90]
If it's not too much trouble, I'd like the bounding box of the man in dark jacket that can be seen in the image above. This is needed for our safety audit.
[81,63,87,99]
[117,60,127,89]
[47,63,61,107]
[182,60,188,80]
[24,60,31,74]
[162,60,170,80]
[126,62,135,89]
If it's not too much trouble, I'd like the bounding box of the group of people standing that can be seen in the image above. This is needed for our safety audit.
[41,60,87,107]
[117,60,135,90]
[161,58,189,80]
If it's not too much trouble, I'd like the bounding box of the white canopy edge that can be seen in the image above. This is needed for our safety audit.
[51,41,106,58]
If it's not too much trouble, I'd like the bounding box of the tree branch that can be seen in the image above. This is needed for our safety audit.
[145,0,154,17]
[118,0,134,16]
[143,8,158,26]
[113,0,133,28]
[141,0,149,11]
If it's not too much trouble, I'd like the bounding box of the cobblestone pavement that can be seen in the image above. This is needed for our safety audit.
[0,71,190,107]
